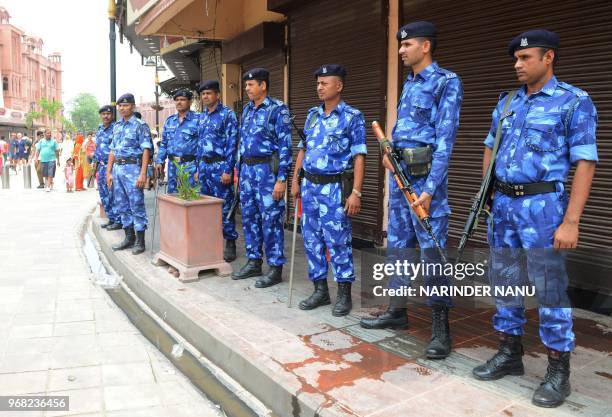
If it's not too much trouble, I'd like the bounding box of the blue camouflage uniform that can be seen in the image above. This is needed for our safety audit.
[198,102,239,241]
[111,115,152,232]
[389,61,463,306]
[94,122,119,224]
[300,101,366,282]
[239,96,292,266]
[157,110,199,194]
[485,76,598,352]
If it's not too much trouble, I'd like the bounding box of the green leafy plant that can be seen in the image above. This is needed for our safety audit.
[174,161,201,201]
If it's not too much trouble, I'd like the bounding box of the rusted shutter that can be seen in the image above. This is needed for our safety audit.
[403,0,612,292]
[288,0,388,244]
[240,50,286,112]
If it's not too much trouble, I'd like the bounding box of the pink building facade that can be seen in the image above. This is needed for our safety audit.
[0,6,62,135]
[136,97,175,136]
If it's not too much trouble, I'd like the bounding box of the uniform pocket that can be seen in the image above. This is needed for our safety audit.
[525,119,565,152]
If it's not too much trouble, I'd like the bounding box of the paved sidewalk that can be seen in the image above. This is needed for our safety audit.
[0,180,222,417]
[90,190,612,417]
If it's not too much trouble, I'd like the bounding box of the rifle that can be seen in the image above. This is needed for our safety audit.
[456,91,517,263]
[226,160,240,221]
[371,121,447,263]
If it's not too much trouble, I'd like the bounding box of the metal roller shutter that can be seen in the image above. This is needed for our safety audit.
[288,0,388,244]
[403,0,612,293]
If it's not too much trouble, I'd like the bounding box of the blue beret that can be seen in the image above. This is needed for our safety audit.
[242,67,269,81]
[197,80,220,93]
[397,21,437,41]
[134,111,142,119]
[98,105,113,114]
[117,93,135,104]
[314,64,347,79]
[173,89,193,100]
[508,29,559,56]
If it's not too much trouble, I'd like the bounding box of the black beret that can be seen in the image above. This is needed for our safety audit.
[98,105,113,114]
[117,93,135,104]
[397,21,437,41]
[508,29,560,56]
[314,64,347,79]
[173,89,193,100]
[134,111,142,119]
[242,67,269,82]
[197,80,220,93]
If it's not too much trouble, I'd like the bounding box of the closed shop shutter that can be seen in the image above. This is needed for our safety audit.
[288,0,388,244]
[403,0,612,292]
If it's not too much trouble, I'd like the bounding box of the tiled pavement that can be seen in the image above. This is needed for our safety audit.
[0,173,222,417]
[90,190,612,417]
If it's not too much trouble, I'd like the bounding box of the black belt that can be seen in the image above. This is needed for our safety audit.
[303,170,343,185]
[494,180,558,197]
[169,155,197,163]
[202,155,224,164]
[243,155,272,165]
[115,157,140,165]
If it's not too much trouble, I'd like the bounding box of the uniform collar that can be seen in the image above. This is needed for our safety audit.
[520,75,558,98]
[408,61,439,82]
[318,99,346,116]
[176,110,196,120]
[206,101,223,115]
[252,96,271,110]
[121,114,138,125]
[99,122,113,131]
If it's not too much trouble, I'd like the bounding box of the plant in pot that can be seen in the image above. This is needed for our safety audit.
[152,161,232,281]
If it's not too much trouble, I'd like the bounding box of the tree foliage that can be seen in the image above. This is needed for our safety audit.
[69,93,100,133]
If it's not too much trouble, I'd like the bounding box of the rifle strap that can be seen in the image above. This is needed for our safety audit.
[485,90,517,181]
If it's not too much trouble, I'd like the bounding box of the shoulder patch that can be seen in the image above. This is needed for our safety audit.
[343,105,361,116]
[437,67,457,79]
[558,81,588,98]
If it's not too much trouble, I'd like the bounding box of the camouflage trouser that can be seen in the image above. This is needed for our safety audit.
[239,163,285,266]
[488,192,574,352]
[387,172,452,307]
[167,160,198,194]
[301,178,354,282]
[97,164,120,224]
[112,163,148,232]
[198,160,238,241]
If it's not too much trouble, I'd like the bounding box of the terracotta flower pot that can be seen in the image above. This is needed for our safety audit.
[153,194,232,281]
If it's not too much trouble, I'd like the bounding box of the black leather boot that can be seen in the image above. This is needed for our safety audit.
[131,230,146,255]
[224,240,237,262]
[472,333,524,380]
[299,280,331,310]
[255,265,282,288]
[106,222,122,231]
[112,228,135,251]
[425,304,452,359]
[360,307,408,329]
[232,259,262,280]
[532,349,571,408]
[332,282,352,316]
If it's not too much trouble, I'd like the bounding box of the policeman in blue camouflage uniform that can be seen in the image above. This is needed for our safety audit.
[360,21,463,360]
[94,105,121,231]
[291,64,366,317]
[472,30,598,408]
[196,80,239,262]
[232,68,292,288]
[106,93,153,255]
[155,89,199,193]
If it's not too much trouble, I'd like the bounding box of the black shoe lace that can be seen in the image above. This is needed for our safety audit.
[542,358,567,387]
